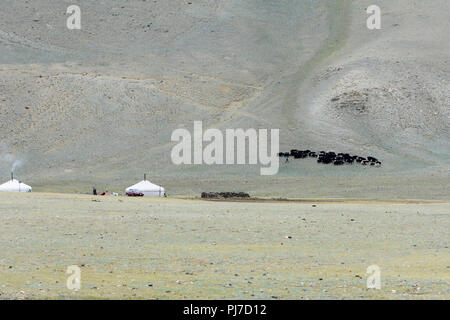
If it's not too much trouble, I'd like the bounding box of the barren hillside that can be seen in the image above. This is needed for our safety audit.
[0,0,449,198]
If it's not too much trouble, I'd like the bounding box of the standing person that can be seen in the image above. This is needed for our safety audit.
[93,187,97,196]
[285,155,289,163]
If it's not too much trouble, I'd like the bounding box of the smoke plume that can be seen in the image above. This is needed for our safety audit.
[11,160,23,172]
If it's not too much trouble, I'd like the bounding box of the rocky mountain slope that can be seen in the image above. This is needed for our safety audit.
[0,0,449,198]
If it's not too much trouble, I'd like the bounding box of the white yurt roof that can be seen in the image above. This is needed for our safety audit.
[126,180,165,192]
[0,179,32,192]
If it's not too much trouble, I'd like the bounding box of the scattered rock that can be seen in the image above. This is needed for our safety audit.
[201,192,250,199]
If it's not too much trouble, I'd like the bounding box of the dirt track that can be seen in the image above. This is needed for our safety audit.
[0,192,448,299]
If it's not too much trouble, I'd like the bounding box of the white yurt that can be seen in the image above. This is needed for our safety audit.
[126,175,165,197]
[0,174,32,192]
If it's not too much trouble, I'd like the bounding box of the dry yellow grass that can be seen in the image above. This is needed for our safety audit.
[0,192,448,299]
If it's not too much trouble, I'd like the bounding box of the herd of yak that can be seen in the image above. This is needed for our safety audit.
[278,150,382,167]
